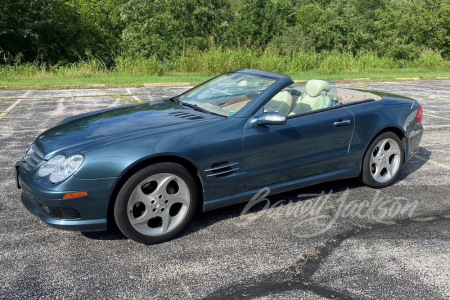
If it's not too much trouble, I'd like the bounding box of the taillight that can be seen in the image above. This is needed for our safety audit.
[416,104,423,124]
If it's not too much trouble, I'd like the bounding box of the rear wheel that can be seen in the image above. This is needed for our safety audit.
[361,132,404,188]
[114,163,198,244]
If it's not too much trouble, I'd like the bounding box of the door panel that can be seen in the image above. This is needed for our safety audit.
[243,107,354,190]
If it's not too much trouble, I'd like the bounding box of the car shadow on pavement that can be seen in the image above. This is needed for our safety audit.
[81,146,432,242]
[397,146,431,181]
[81,224,128,240]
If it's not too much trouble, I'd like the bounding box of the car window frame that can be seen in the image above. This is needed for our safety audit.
[173,72,280,118]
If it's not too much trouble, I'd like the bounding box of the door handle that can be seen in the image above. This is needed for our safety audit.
[333,119,351,126]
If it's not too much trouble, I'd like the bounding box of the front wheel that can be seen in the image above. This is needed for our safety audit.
[361,132,404,188]
[114,163,198,244]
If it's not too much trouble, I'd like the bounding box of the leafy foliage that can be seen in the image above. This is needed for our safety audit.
[121,0,233,59]
[70,0,127,63]
[375,0,450,59]
[228,0,297,48]
[0,0,99,63]
[0,0,449,68]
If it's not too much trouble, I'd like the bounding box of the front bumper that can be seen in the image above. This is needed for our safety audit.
[17,163,117,232]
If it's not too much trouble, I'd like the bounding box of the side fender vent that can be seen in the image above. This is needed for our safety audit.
[205,162,239,178]
[171,112,203,120]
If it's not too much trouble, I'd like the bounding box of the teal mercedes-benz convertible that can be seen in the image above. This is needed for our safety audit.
[16,70,423,244]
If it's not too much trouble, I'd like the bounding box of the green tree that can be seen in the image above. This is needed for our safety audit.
[269,1,374,54]
[375,0,450,59]
[229,0,296,48]
[70,0,127,60]
[0,0,99,63]
[1,0,449,66]
[121,0,233,59]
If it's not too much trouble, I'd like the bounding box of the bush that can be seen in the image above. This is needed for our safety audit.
[114,57,167,76]
[408,50,450,70]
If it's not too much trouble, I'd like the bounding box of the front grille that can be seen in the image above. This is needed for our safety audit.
[21,144,44,172]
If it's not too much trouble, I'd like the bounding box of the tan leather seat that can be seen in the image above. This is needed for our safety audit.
[290,80,331,116]
[264,91,293,116]
[302,80,332,110]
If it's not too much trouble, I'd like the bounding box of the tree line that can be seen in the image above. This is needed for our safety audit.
[1,0,449,67]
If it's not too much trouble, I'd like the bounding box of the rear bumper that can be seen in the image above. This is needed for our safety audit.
[17,166,117,232]
[406,123,424,161]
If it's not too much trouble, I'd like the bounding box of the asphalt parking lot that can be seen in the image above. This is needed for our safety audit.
[0,80,449,299]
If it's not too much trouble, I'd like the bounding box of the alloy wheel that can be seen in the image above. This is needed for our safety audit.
[369,138,401,183]
[127,173,190,236]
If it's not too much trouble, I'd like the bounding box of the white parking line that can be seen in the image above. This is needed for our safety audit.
[415,155,450,170]
[126,88,142,102]
[0,90,31,121]
[423,113,450,122]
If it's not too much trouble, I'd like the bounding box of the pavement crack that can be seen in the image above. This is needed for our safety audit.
[203,214,450,300]
[202,228,360,300]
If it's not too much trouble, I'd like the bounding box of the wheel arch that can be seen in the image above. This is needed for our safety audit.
[359,125,407,187]
[106,154,204,228]
[377,126,407,157]
[362,125,407,170]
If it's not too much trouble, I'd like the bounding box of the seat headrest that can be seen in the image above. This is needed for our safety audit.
[237,80,248,87]
[306,80,331,97]
[267,91,292,109]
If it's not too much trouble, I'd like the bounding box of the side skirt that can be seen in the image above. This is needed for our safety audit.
[203,168,360,212]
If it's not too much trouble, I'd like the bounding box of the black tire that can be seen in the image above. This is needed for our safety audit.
[114,162,199,244]
[360,132,404,188]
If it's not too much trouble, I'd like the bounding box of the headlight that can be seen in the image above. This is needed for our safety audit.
[38,155,84,183]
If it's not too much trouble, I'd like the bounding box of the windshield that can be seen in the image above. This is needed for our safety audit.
[177,72,277,117]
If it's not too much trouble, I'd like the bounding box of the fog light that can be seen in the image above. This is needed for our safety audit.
[41,205,51,214]
[42,206,81,219]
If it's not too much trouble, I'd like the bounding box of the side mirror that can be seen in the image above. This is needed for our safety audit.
[256,112,287,126]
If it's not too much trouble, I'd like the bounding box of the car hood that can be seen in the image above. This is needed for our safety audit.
[34,100,220,158]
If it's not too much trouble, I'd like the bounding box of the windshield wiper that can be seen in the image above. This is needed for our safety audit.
[180,102,222,116]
